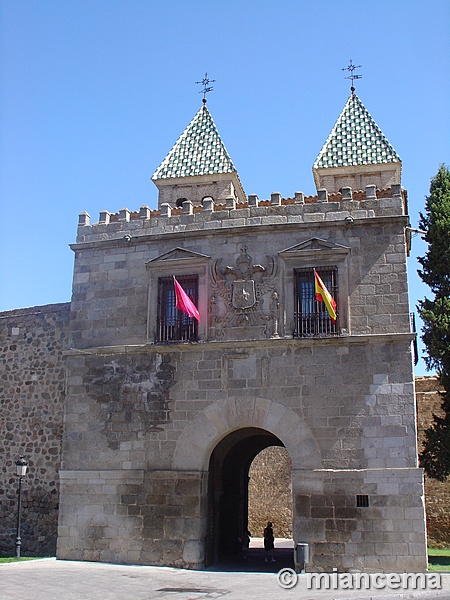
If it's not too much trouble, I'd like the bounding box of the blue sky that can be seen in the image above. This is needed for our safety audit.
[0,0,449,375]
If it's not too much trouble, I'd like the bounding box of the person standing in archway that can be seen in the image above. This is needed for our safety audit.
[263,521,276,562]
[241,529,251,559]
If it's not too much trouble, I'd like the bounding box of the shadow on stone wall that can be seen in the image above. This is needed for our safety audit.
[416,376,450,548]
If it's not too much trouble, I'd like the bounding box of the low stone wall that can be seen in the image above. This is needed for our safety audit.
[0,303,70,556]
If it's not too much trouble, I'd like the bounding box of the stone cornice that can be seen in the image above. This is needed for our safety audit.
[63,331,416,357]
[59,469,207,480]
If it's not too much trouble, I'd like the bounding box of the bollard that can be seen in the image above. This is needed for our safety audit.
[294,542,309,574]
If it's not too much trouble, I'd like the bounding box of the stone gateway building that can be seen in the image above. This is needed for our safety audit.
[1,92,429,571]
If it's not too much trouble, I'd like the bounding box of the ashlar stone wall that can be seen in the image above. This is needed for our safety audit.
[57,186,427,572]
[0,185,430,571]
[58,337,425,571]
[0,303,70,556]
[249,377,450,549]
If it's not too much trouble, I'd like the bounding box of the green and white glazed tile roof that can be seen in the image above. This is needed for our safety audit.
[314,93,401,169]
[152,104,237,179]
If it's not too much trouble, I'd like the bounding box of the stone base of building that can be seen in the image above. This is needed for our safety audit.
[293,468,427,572]
[57,466,427,572]
[57,469,206,568]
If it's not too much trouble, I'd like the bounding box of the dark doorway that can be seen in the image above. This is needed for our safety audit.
[205,427,293,570]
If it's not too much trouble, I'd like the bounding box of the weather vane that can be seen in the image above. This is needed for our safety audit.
[342,59,362,93]
[195,72,216,103]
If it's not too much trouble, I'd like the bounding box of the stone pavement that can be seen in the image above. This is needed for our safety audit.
[0,557,449,600]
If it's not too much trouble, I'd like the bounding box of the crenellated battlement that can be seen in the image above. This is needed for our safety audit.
[76,184,407,244]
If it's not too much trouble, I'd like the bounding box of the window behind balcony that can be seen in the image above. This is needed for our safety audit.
[294,267,338,337]
[156,275,198,343]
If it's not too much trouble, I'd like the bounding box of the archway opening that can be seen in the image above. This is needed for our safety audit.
[248,446,293,539]
[205,427,293,569]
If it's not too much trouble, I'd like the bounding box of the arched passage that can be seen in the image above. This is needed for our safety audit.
[171,396,321,568]
[205,427,284,566]
[172,396,321,472]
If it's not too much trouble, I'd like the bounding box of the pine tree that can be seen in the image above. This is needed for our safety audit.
[417,165,450,481]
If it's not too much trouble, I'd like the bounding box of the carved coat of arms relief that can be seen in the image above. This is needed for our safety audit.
[210,246,279,338]
[232,279,256,310]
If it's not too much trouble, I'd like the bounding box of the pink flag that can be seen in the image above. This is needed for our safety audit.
[173,277,200,322]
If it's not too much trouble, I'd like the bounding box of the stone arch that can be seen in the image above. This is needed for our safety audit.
[172,396,321,471]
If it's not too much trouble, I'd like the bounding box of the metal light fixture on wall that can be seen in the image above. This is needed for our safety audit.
[15,456,29,558]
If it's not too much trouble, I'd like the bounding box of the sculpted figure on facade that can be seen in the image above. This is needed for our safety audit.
[263,290,280,339]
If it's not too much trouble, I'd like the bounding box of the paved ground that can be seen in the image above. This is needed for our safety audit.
[1,540,449,600]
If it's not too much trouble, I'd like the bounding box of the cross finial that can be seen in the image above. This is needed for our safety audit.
[342,59,362,93]
[195,72,216,104]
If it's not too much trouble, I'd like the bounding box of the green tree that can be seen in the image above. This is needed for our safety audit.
[417,165,450,481]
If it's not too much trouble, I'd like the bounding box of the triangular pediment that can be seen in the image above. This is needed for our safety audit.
[147,247,210,264]
[279,238,350,256]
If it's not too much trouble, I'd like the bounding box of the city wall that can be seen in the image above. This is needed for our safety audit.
[0,303,70,556]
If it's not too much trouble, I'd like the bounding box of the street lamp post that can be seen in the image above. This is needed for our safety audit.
[15,456,28,558]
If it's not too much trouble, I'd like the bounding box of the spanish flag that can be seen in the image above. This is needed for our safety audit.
[314,269,337,322]
[173,277,200,322]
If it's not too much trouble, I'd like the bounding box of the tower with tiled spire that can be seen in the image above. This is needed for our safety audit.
[152,103,246,209]
[57,73,427,576]
[313,92,402,194]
